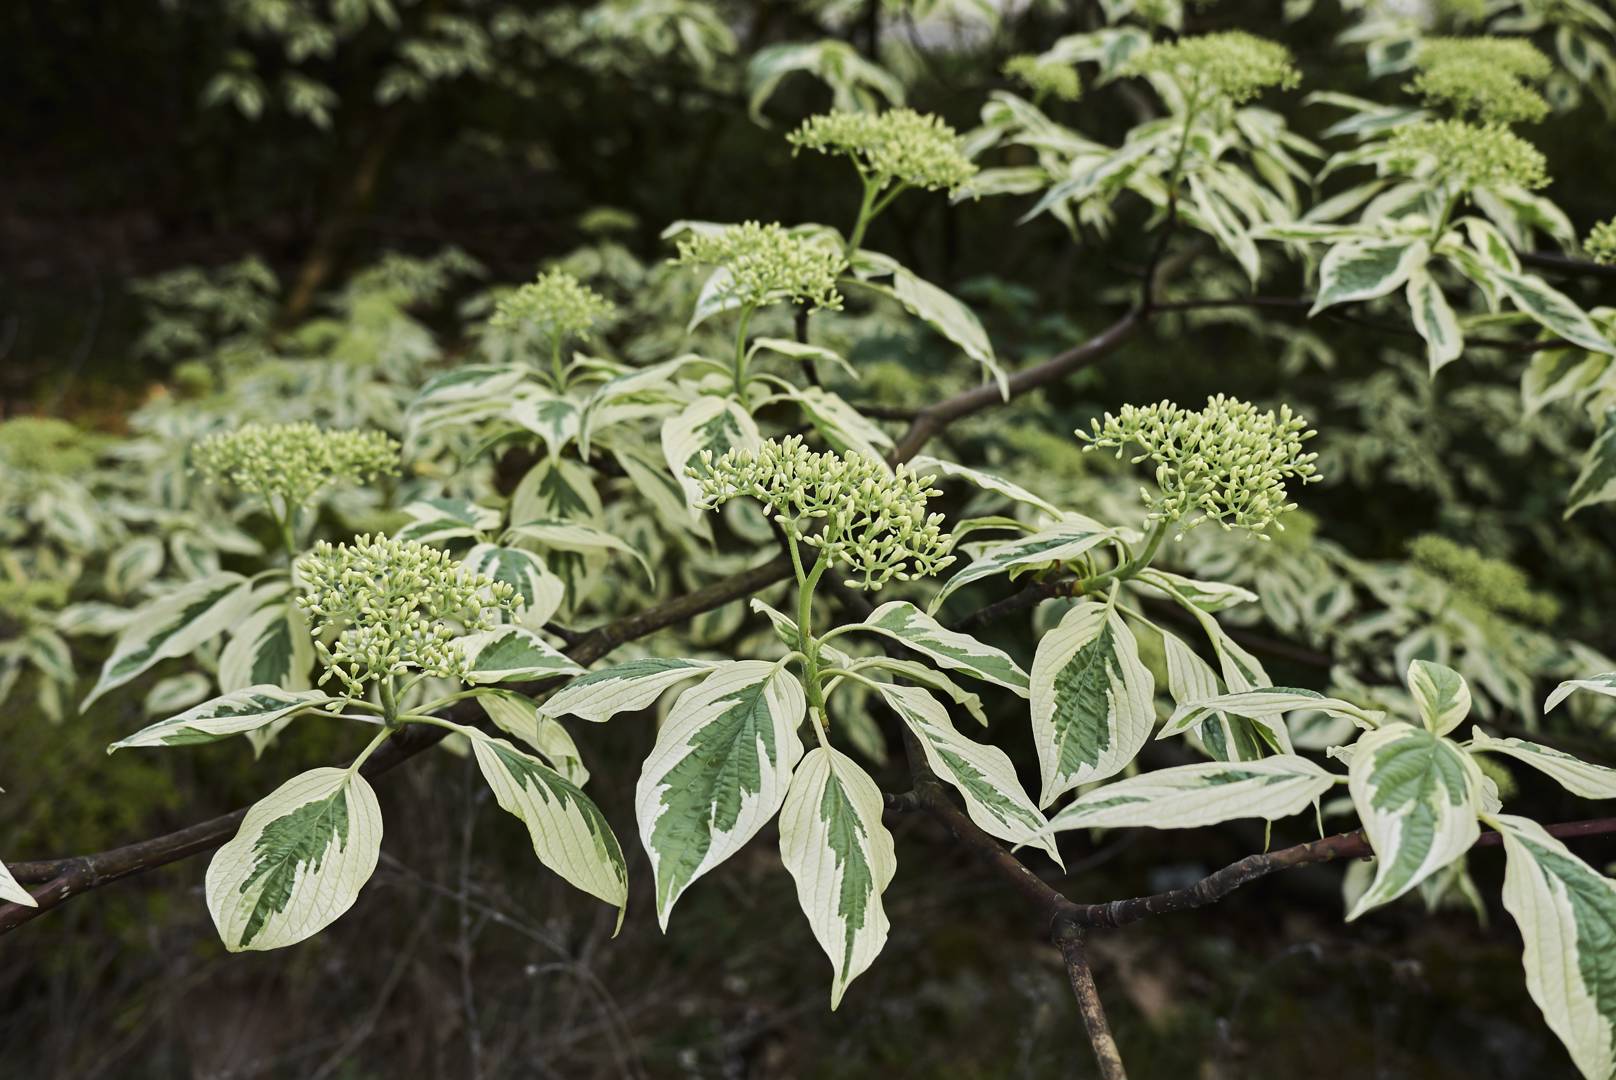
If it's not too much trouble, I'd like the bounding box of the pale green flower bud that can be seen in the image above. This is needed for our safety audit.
[1384,119,1549,192]
[1587,218,1616,265]
[674,222,846,312]
[489,269,617,350]
[1409,37,1551,124]
[1121,32,1300,107]
[192,422,399,513]
[787,109,978,194]
[1003,55,1082,103]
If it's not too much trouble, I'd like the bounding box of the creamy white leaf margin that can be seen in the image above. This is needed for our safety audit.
[1407,659,1471,736]
[1470,729,1616,800]
[539,657,720,723]
[82,572,256,709]
[660,395,762,511]
[205,766,383,952]
[457,626,583,685]
[929,517,1118,613]
[110,686,333,751]
[1547,673,1616,713]
[1044,755,1337,833]
[857,601,1029,696]
[1,859,36,908]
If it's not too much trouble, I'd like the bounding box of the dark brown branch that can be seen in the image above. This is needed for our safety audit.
[1052,921,1129,1080]
[1517,250,1616,281]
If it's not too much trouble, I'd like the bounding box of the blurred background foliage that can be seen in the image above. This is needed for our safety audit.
[3,0,1615,1076]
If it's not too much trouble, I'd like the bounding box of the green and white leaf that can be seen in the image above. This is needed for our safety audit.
[476,688,588,785]
[1346,722,1483,920]
[1547,672,1616,713]
[1309,238,1429,316]
[853,656,987,727]
[1162,688,1379,745]
[504,519,655,586]
[778,745,896,1009]
[1044,755,1337,833]
[219,600,315,693]
[854,258,1007,396]
[748,337,859,381]
[660,395,762,512]
[1567,415,1616,518]
[1406,265,1463,375]
[1471,729,1616,800]
[456,626,582,685]
[1496,269,1616,356]
[395,497,501,545]
[909,455,1066,520]
[858,601,1029,696]
[1,859,37,908]
[205,766,383,952]
[104,536,165,598]
[929,517,1117,612]
[1030,600,1156,807]
[110,686,332,751]
[82,572,257,710]
[1494,813,1616,1080]
[635,660,806,927]
[468,728,627,918]
[787,387,893,463]
[462,544,565,629]
[141,672,213,717]
[1135,568,1258,613]
[539,657,720,723]
[1407,659,1471,736]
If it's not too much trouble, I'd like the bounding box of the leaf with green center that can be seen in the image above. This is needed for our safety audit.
[1407,659,1471,735]
[109,686,333,752]
[504,520,655,586]
[1043,755,1337,833]
[1030,600,1155,807]
[858,601,1029,696]
[1161,687,1380,747]
[1567,413,1616,518]
[405,364,530,439]
[1346,722,1483,920]
[610,441,713,540]
[852,656,988,727]
[778,745,896,1009]
[1156,627,1268,762]
[476,688,590,785]
[220,599,315,696]
[205,767,382,951]
[928,517,1117,613]
[468,729,627,920]
[1495,269,1616,356]
[462,544,565,629]
[104,536,165,598]
[1494,813,1616,1080]
[456,626,582,685]
[1470,730,1616,800]
[1135,569,1258,613]
[661,396,762,512]
[909,455,1066,520]
[785,387,894,465]
[635,660,806,927]
[874,682,1058,863]
[82,572,257,710]
[852,254,1007,397]
[1406,264,1463,375]
[395,497,501,546]
[539,657,720,723]
[507,393,581,461]
[1309,238,1429,316]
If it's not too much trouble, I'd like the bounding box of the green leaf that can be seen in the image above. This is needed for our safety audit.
[874,682,1059,864]
[1567,414,1616,517]
[635,660,805,927]
[1030,600,1156,807]
[660,396,762,512]
[1406,265,1463,375]
[110,686,333,751]
[1494,813,1616,1080]
[1470,730,1616,800]
[205,766,383,951]
[82,572,257,710]
[1309,239,1429,316]
[929,517,1117,612]
[1044,755,1336,833]
[778,744,896,1009]
[539,657,720,723]
[462,544,565,629]
[1346,722,1483,920]
[1407,659,1471,736]
[857,600,1030,696]
[746,40,903,123]
[1496,269,1616,356]
[467,729,628,918]
[456,625,582,685]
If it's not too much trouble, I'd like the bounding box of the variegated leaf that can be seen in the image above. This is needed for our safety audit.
[394,497,501,546]
[206,767,383,951]
[779,745,896,1009]
[220,599,315,693]
[142,672,213,717]
[1,858,37,908]
[476,688,590,786]
[1157,629,1268,762]
[1470,730,1616,800]
[504,519,655,585]
[1346,722,1483,920]
[1494,813,1616,1080]
[858,601,1029,696]
[405,364,529,437]
[462,544,565,629]
[661,396,762,511]
[1030,600,1155,807]
[874,682,1058,863]
[539,657,719,723]
[1407,659,1471,736]
[1567,415,1616,518]
[468,729,627,917]
[635,661,806,926]
[610,442,713,540]
[1495,269,1616,356]
[507,393,581,461]
[1045,755,1337,833]
[82,572,256,710]
[1161,688,1379,747]
[854,656,987,727]
[1548,672,1616,712]
[788,387,894,464]
[909,455,1065,519]
[1309,238,1429,315]
[929,518,1117,612]
[1135,568,1258,613]
[456,626,582,685]
[1406,265,1463,375]
[104,536,165,598]
[110,686,332,751]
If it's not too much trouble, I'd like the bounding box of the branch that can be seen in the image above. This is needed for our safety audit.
[1517,250,1616,282]
[1052,921,1129,1080]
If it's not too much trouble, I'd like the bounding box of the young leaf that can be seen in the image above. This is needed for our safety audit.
[928,517,1117,612]
[82,572,257,710]
[1346,722,1483,920]
[538,658,719,723]
[1044,755,1337,833]
[1030,600,1156,807]
[1470,730,1616,800]
[205,766,383,952]
[857,601,1030,696]
[1493,813,1616,1080]
[1,860,37,908]
[1309,239,1429,316]
[467,729,627,918]
[1407,659,1471,736]
[635,661,806,927]
[109,686,332,752]
[873,682,1059,863]
[455,626,582,685]
[778,745,896,1009]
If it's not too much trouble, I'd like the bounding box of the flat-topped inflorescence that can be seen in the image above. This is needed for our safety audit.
[787,109,979,194]
[489,268,617,349]
[1003,55,1082,103]
[1079,395,1319,536]
[193,422,398,511]
[674,221,846,312]
[1409,535,1560,624]
[296,534,519,694]
[1384,119,1548,192]
[1587,218,1616,265]
[1121,32,1300,107]
[1410,37,1551,124]
[692,436,954,590]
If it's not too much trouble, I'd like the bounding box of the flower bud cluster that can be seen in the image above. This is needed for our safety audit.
[296,534,519,694]
[1384,120,1549,192]
[1003,55,1082,103]
[1409,535,1560,624]
[1079,395,1319,536]
[692,437,955,590]
[1588,219,1616,266]
[1410,37,1550,124]
[1121,32,1300,107]
[489,268,617,347]
[674,222,847,312]
[787,109,979,194]
[193,422,398,510]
